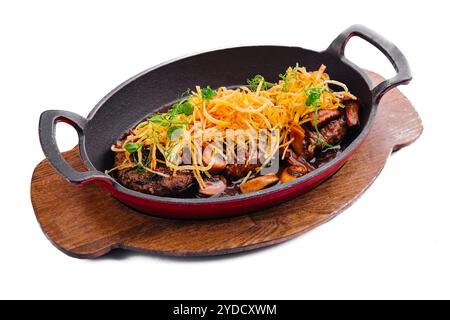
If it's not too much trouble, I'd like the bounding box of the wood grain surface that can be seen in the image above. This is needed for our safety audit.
[30,72,423,259]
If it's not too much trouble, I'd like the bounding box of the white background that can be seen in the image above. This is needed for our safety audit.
[1,0,449,299]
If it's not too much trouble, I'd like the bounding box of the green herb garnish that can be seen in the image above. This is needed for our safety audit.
[147,99,191,142]
[305,87,325,107]
[124,142,143,154]
[167,126,184,140]
[148,113,189,126]
[170,100,194,116]
[148,114,170,126]
[279,72,290,91]
[132,152,150,173]
[246,75,274,91]
[148,94,193,126]
[305,86,338,150]
[136,164,145,173]
[201,86,216,100]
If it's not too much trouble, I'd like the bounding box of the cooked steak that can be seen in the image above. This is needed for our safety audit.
[302,114,347,157]
[287,150,316,172]
[320,117,347,145]
[313,109,342,127]
[224,148,259,180]
[114,153,194,196]
[224,162,259,181]
[344,100,360,127]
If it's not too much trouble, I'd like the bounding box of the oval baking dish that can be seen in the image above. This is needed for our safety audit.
[39,25,411,219]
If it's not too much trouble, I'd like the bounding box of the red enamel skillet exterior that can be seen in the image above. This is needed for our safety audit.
[38,25,411,219]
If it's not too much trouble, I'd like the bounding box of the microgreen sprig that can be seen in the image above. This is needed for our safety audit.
[124,142,143,154]
[201,86,216,100]
[246,75,274,91]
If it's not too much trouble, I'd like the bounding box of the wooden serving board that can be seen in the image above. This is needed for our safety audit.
[30,72,423,259]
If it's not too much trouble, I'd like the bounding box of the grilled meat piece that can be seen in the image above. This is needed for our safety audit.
[114,153,194,196]
[224,162,259,181]
[224,148,259,180]
[311,109,342,127]
[344,100,360,127]
[287,150,316,172]
[313,148,340,167]
[300,115,347,158]
[320,117,347,145]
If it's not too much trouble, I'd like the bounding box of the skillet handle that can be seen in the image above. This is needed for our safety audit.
[39,110,112,185]
[326,24,412,103]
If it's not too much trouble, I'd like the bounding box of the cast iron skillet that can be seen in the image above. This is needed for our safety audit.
[39,25,411,219]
